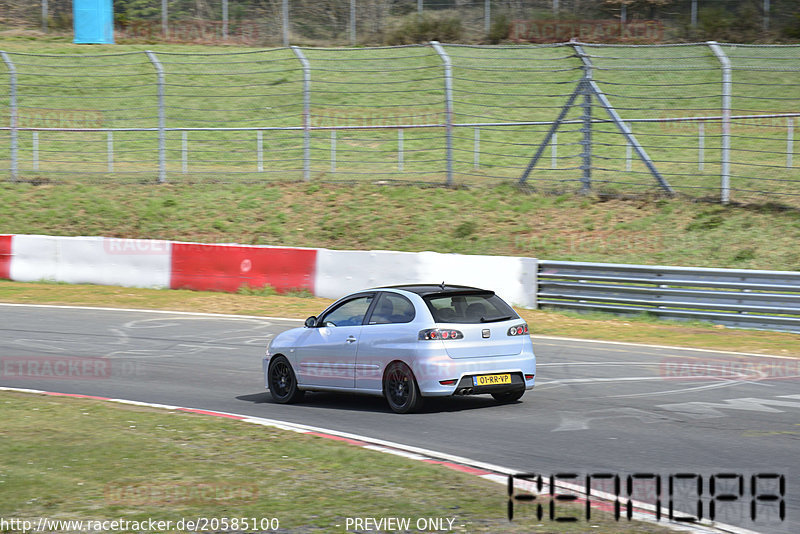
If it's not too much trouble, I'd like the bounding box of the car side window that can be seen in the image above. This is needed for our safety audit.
[368,293,415,325]
[320,295,373,327]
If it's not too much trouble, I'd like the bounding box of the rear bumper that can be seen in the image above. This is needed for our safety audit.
[452,372,527,395]
[414,350,536,397]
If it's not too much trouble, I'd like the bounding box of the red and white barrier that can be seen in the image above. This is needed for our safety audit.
[9,235,172,288]
[170,242,317,293]
[0,235,11,280]
[0,235,538,308]
[315,249,537,307]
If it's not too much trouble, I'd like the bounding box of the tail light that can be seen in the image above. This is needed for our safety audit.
[419,329,464,340]
[507,324,529,336]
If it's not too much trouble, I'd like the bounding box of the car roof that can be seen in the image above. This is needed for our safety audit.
[377,284,493,297]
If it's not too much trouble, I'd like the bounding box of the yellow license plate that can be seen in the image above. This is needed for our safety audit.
[473,373,512,386]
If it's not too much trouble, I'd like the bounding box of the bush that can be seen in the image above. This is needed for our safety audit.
[782,14,800,39]
[698,7,736,40]
[697,1,762,41]
[386,13,463,45]
[487,14,510,44]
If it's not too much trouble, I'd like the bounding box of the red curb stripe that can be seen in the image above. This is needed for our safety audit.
[177,407,246,420]
[307,431,368,446]
[44,392,112,401]
[422,459,492,476]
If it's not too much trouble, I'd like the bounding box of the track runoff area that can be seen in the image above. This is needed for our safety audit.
[0,303,794,533]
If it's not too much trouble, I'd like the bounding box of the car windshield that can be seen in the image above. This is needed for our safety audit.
[424,291,518,324]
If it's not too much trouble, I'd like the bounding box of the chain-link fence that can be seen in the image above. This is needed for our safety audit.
[1,42,799,205]
[3,1,799,46]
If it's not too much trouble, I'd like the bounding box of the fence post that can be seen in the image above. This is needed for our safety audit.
[474,127,480,169]
[161,0,168,39]
[107,131,114,173]
[576,45,592,193]
[430,41,454,187]
[580,79,592,193]
[551,132,557,169]
[181,131,188,173]
[484,0,491,35]
[350,0,357,45]
[42,0,48,33]
[1,51,17,183]
[573,44,672,195]
[789,118,794,168]
[282,0,289,46]
[32,132,39,171]
[625,137,632,172]
[331,130,337,172]
[398,129,404,171]
[145,50,167,184]
[698,121,704,171]
[708,41,731,204]
[222,0,228,40]
[291,46,312,181]
[257,130,263,172]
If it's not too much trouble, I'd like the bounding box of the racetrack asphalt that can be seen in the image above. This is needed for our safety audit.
[1,304,796,533]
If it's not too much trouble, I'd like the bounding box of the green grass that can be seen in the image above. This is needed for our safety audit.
[0,391,672,533]
[0,37,798,204]
[2,181,800,271]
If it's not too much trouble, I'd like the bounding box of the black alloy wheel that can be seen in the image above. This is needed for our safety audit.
[383,361,422,414]
[268,355,305,404]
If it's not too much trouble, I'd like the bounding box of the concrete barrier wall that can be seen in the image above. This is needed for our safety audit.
[170,242,317,293]
[0,235,538,308]
[315,249,537,307]
[0,235,11,280]
[8,235,172,288]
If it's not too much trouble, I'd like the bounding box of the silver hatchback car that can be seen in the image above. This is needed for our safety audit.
[263,284,536,413]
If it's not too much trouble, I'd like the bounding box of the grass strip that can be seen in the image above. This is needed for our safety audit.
[2,183,800,271]
[3,183,800,271]
[0,391,672,533]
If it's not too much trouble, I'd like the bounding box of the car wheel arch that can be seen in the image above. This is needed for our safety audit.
[381,359,416,390]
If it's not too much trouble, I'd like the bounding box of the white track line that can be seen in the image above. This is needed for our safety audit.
[532,335,797,359]
[0,302,793,359]
[0,386,760,534]
[0,302,304,323]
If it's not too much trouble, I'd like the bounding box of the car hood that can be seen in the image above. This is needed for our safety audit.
[268,326,306,352]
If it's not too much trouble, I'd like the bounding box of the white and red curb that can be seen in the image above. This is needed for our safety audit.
[0,386,749,534]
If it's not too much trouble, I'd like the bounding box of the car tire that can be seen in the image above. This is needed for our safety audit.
[268,355,305,404]
[491,388,525,403]
[383,361,422,414]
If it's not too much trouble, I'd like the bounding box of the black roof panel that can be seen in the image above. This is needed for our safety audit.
[377,284,492,297]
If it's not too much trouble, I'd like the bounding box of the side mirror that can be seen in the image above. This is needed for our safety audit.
[304,316,317,328]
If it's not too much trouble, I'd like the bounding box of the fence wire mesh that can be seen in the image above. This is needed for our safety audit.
[1,42,799,205]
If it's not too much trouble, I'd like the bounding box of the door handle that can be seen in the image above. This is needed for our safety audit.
[346,336,357,343]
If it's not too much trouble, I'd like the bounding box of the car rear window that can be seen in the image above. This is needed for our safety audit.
[424,291,518,324]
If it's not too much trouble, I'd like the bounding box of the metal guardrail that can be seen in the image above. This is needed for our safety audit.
[537,261,800,333]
